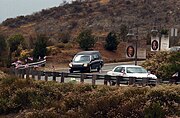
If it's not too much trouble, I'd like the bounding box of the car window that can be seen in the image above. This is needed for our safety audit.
[73,55,90,62]
[93,54,99,60]
[126,67,147,73]
[114,67,125,72]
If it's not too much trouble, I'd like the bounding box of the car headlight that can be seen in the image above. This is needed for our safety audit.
[83,63,88,67]
[69,63,72,67]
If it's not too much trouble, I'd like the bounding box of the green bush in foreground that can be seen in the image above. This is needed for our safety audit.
[0,77,180,118]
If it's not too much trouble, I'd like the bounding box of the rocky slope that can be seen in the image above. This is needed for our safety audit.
[0,0,180,66]
[0,0,180,40]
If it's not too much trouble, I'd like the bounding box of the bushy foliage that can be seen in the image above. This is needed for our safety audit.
[7,34,25,67]
[0,34,7,66]
[7,34,24,53]
[0,34,7,55]
[142,51,180,80]
[32,34,48,60]
[104,31,119,51]
[77,29,95,50]
[161,29,168,35]
[1,77,180,117]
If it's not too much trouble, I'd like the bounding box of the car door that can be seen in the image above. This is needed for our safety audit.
[91,54,99,69]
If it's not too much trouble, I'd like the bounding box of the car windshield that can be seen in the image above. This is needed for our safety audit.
[73,55,90,63]
[126,67,147,73]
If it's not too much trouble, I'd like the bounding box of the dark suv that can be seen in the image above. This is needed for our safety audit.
[69,51,104,73]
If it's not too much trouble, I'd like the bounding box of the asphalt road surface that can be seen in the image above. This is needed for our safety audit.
[55,60,145,74]
[36,61,145,85]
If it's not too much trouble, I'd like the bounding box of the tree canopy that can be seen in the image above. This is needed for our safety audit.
[142,51,180,80]
[33,34,48,60]
[77,29,95,51]
[104,31,119,51]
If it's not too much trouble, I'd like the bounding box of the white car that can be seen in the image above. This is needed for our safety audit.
[107,65,157,79]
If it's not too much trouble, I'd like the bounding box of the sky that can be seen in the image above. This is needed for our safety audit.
[0,0,72,23]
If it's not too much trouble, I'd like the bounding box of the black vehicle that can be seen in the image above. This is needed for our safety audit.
[69,51,104,73]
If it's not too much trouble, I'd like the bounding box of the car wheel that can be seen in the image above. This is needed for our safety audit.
[69,69,73,73]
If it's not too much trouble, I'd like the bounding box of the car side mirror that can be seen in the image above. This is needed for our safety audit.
[148,71,151,74]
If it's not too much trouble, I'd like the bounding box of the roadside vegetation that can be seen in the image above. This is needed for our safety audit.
[142,51,180,80]
[0,76,180,118]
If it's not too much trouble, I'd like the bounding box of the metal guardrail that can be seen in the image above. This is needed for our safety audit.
[11,68,160,86]
[13,59,46,69]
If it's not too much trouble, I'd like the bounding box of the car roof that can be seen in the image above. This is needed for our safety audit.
[76,51,100,55]
[114,65,143,68]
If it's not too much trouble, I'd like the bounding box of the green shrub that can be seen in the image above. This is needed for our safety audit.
[1,77,180,117]
[16,109,59,118]
[104,31,119,51]
[77,29,95,50]
[144,102,165,118]
[1,76,16,85]
[142,51,180,80]
[32,34,48,60]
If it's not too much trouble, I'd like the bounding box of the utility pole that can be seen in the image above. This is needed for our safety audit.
[135,27,138,65]
[127,26,138,65]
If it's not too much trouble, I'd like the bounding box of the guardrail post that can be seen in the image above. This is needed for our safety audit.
[142,78,149,86]
[92,74,97,85]
[17,69,22,78]
[31,70,36,79]
[52,72,57,81]
[14,69,19,76]
[26,68,30,79]
[104,75,110,85]
[129,77,135,85]
[38,71,41,80]
[45,72,48,81]
[80,74,85,83]
[157,78,162,85]
[14,68,18,76]
[22,69,25,78]
[61,72,64,83]
[116,76,122,86]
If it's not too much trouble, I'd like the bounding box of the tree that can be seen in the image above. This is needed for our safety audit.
[105,31,119,51]
[142,51,180,80]
[0,34,7,66]
[0,34,7,55]
[33,34,48,60]
[77,29,95,50]
[7,34,24,67]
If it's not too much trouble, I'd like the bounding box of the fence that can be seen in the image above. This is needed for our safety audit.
[11,67,160,86]
[13,59,46,69]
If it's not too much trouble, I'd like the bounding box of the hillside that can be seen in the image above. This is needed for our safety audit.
[1,0,180,37]
[0,0,180,66]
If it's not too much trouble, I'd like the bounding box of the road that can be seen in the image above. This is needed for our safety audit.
[48,60,145,75]
[34,60,145,85]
